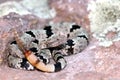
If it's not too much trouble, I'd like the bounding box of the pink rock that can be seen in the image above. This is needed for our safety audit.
[0,0,119,80]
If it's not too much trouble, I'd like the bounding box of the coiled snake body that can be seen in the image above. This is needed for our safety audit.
[8,22,89,72]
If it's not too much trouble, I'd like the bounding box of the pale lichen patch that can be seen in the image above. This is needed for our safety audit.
[88,0,120,47]
[0,1,30,16]
[0,0,56,19]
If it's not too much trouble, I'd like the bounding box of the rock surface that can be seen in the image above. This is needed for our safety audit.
[0,0,120,80]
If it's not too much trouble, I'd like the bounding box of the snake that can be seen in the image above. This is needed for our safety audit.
[7,22,89,72]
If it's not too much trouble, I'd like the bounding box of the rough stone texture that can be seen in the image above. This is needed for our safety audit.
[0,0,120,80]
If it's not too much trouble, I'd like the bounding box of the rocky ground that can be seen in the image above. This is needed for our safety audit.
[0,0,120,80]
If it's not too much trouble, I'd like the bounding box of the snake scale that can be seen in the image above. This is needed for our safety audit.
[8,22,89,72]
